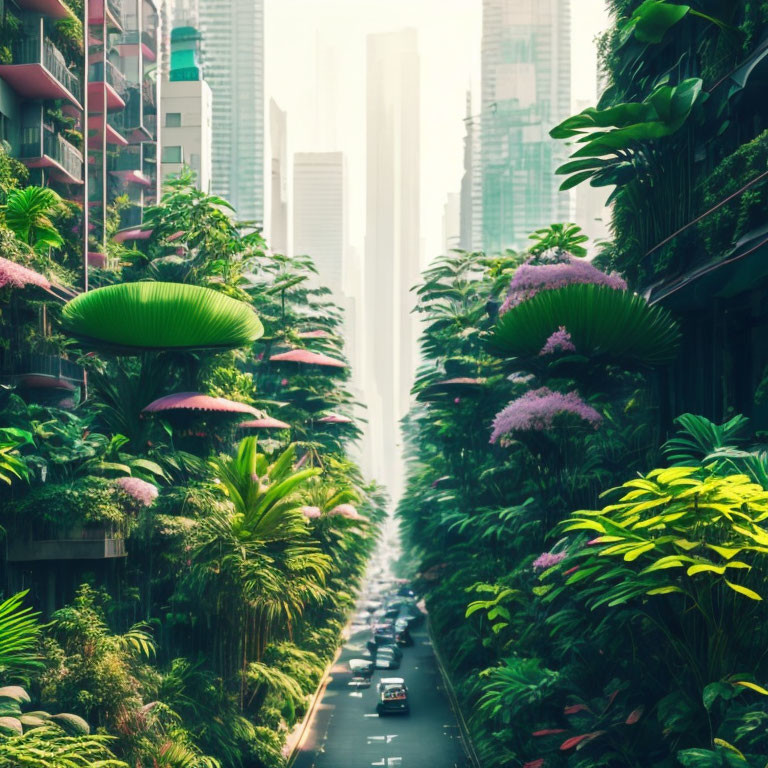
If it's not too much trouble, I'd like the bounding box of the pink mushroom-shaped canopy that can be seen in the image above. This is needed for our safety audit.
[239,416,291,430]
[301,506,322,519]
[270,349,346,368]
[0,257,51,291]
[143,392,262,418]
[317,413,353,424]
[297,329,332,339]
[330,503,366,521]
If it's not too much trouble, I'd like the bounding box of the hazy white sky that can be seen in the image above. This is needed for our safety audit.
[265,0,610,263]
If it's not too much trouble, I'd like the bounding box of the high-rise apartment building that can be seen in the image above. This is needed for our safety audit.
[480,0,571,252]
[293,152,346,297]
[364,28,420,500]
[161,24,213,192]
[269,99,288,254]
[199,0,263,223]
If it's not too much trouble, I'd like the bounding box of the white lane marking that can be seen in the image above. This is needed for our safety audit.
[349,692,363,698]
[363,713,379,718]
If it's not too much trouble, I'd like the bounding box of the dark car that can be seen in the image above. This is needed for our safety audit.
[395,618,413,647]
[373,623,397,646]
[397,585,416,598]
[377,681,410,715]
[376,643,403,661]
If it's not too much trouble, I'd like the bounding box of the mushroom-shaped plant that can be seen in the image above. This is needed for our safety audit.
[62,282,263,352]
[269,349,346,369]
[239,416,291,430]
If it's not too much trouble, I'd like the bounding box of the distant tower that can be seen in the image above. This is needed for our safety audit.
[443,192,461,254]
[459,90,482,250]
[269,100,288,254]
[293,152,347,298]
[480,0,572,252]
[198,0,264,223]
[364,28,421,501]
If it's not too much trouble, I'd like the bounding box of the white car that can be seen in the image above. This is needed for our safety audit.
[377,677,405,693]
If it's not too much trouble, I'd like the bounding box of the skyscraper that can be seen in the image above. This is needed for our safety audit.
[269,99,288,255]
[480,0,571,252]
[199,0,264,223]
[364,28,420,500]
[460,90,483,251]
[293,152,347,297]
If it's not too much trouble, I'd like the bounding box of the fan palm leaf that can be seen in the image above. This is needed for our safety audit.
[62,282,263,352]
[489,283,680,365]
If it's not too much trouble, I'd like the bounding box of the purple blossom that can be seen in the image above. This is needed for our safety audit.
[490,387,602,444]
[499,255,627,314]
[533,550,568,570]
[301,506,322,519]
[539,326,576,356]
[115,477,158,507]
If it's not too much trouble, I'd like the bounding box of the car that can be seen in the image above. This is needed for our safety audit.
[397,585,416,598]
[376,676,404,693]
[375,654,401,670]
[395,621,413,647]
[349,658,375,676]
[377,681,410,715]
[376,644,403,661]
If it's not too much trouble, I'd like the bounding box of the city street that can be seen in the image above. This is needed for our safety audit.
[292,608,471,767]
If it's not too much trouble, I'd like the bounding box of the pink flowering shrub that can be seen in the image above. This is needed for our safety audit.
[490,388,602,444]
[0,257,51,290]
[500,255,626,314]
[532,551,568,570]
[301,505,322,519]
[539,326,576,356]
[115,477,158,507]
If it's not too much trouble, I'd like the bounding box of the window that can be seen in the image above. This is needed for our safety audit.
[162,145,183,163]
[165,112,181,127]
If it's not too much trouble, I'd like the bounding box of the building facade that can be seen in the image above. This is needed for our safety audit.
[269,98,287,254]
[480,0,571,252]
[0,0,160,277]
[364,28,420,500]
[293,151,346,297]
[198,0,263,224]
[160,24,212,191]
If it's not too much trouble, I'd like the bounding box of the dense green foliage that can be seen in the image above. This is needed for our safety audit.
[399,215,768,766]
[0,170,382,766]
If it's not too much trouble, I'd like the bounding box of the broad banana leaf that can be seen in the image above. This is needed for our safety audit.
[62,282,263,352]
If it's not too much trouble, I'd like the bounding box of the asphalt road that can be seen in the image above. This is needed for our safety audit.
[292,620,471,768]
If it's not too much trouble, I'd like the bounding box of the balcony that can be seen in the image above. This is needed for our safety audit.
[88,0,122,30]
[8,525,127,562]
[115,30,157,61]
[88,114,128,146]
[109,146,151,186]
[87,60,126,112]
[8,354,84,391]
[0,24,82,108]
[19,122,83,184]
[15,0,70,19]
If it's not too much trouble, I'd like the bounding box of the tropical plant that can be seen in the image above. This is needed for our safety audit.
[61,282,264,351]
[490,283,681,364]
[528,222,589,258]
[0,426,32,485]
[550,78,704,193]
[3,186,65,253]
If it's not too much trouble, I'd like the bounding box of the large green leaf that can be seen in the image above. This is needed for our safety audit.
[62,282,263,352]
[489,283,680,366]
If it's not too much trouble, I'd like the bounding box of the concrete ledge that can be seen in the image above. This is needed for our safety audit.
[427,616,482,768]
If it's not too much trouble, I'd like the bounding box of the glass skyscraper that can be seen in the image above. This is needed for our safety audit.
[199,0,264,224]
[480,0,571,253]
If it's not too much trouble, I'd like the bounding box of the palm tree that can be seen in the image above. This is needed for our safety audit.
[191,438,330,702]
